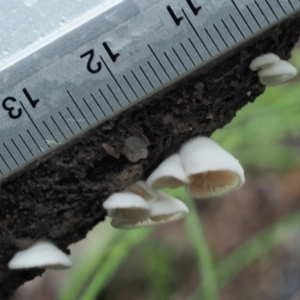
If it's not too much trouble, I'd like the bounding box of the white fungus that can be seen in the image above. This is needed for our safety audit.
[103,191,150,221]
[249,53,280,71]
[111,191,188,229]
[180,136,245,198]
[147,191,189,222]
[257,60,297,85]
[8,241,72,270]
[249,53,298,85]
[146,153,190,189]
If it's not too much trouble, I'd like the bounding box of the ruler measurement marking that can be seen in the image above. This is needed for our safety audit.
[213,24,229,47]
[131,70,147,94]
[205,28,221,52]
[182,9,212,57]
[59,111,75,135]
[287,0,295,9]
[0,154,11,171]
[229,14,246,38]
[265,0,279,19]
[255,0,278,24]
[82,97,99,121]
[66,107,83,130]
[172,47,188,70]
[27,129,43,153]
[100,56,130,103]
[276,0,287,14]
[246,5,262,28]
[11,139,26,161]
[139,66,155,89]
[67,90,90,126]
[180,43,195,66]
[1,0,299,180]
[43,121,59,144]
[223,16,243,41]
[147,61,163,85]
[20,102,50,149]
[90,93,107,117]
[98,89,115,112]
[123,75,139,98]
[188,37,203,61]
[19,134,34,157]
[255,1,271,23]
[50,116,67,140]
[231,0,253,33]
[107,84,123,108]
[141,63,161,89]
[221,19,237,42]
[3,143,19,166]
[164,52,179,75]
[148,45,171,80]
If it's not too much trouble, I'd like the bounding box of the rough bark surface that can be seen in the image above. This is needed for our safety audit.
[1,14,300,299]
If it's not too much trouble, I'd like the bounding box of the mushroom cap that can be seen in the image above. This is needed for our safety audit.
[103,191,150,221]
[249,53,280,71]
[180,136,245,198]
[8,241,72,270]
[126,180,158,202]
[258,60,297,85]
[149,191,189,220]
[111,191,189,229]
[146,153,190,189]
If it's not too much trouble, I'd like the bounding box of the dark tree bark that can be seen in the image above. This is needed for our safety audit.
[1,13,300,299]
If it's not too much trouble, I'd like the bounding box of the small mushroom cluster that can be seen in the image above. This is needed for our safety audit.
[7,138,244,270]
[104,136,245,229]
[105,187,189,229]
[250,53,297,85]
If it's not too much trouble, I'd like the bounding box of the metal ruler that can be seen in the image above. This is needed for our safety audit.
[0,0,299,182]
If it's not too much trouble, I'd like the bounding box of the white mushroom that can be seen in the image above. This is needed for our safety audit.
[126,180,158,202]
[103,191,150,221]
[180,136,245,198]
[249,53,280,71]
[111,191,189,229]
[146,153,190,189]
[8,241,72,270]
[257,60,297,85]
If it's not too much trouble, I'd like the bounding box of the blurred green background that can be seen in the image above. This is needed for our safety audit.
[12,47,300,300]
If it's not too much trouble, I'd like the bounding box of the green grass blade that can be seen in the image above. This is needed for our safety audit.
[216,209,300,288]
[184,195,220,300]
[164,187,219,300]
[189,208,300,298]
[81,228,152,300]
[58,229,122,300]
[59,226,152,300]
